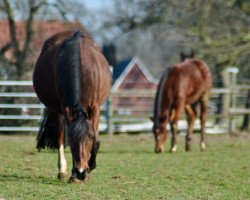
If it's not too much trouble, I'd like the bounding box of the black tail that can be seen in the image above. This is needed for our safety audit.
[57,31,87,143]
[36,108,66,150]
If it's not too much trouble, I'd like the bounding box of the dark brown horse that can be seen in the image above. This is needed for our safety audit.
[151,59,212,153]
[33,30,112,182]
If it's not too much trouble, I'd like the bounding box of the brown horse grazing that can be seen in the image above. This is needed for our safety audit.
[33,30,112,182]
[151,59,212,153]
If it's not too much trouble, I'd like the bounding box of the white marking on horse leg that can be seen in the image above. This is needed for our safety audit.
[171,145,177,152]
[58,144,67,173]
[200,142,206,151]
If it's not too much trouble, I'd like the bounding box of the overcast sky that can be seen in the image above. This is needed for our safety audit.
[80,0,114,45]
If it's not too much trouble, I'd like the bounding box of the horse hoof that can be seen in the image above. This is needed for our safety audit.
[68,176,83,184]
[170,145,177,153]
[185,145,191,152]
[200,147,206,151]
[155,148,163,153]
[68,176,88,184]
[200,142,206,151]
[58,172,68,180]
[185,148,191,152]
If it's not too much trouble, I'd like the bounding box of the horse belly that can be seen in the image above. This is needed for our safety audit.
[185,80,206,104]
[33,57,62,113]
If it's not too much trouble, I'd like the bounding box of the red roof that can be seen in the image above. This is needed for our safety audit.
[0,20,86,64]
[112,57,158,91]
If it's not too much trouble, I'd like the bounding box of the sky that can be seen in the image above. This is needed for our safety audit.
[80,0,115,45]
[81,0,112,10]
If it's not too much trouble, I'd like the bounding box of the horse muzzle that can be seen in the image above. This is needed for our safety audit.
[69,167,89,183]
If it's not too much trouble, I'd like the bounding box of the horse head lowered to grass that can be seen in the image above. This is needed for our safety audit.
[151,59,212,153]
[33,30,112,183]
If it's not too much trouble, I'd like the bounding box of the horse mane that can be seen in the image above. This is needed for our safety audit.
[57,30,87,141]
[154,67,171,121]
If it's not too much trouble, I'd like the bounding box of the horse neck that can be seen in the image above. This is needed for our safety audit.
[154,69,172,121]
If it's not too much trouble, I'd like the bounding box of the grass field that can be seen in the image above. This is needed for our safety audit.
[0,132,249,200]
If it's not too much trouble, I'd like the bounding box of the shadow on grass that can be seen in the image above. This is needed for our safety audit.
[0,174,68,185]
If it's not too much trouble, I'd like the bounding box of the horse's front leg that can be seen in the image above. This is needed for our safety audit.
[88,140,100,171]
[170,100,184,153]
[170,121,178,153]
[88,105,100,171]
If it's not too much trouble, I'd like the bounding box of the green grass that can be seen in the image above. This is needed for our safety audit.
[0,133,249,200]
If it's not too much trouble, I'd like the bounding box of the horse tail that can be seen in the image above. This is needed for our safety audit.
[57,30,87,144]
[36,108,67,150]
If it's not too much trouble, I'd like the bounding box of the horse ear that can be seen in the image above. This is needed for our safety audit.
[149,116,154,122]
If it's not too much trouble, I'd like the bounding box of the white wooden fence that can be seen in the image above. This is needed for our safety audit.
[0,80,249,134]
[0,81,42,132]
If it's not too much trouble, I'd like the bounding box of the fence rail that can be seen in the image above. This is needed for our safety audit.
[0,80,249,134]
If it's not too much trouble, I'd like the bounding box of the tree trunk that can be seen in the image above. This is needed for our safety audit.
[16,59,25,80]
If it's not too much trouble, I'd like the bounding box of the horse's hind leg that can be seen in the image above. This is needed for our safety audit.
[185,104,197,151]
[200,94,209,151]
[51,112,68,179]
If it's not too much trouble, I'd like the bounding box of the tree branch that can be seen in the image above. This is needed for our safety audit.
[0,5,4,11]
[0,42,12,54]
[3,0,20,58]
[0,55,15,66]
[21,0,45,61]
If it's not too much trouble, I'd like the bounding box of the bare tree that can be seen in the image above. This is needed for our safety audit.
[0,0,86,80]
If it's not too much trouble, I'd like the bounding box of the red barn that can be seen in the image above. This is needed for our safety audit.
[112,57,158,115]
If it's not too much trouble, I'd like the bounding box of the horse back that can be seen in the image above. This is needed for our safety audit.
[165,59,212,105]
[33,30,111,113]
[79,39,111,106]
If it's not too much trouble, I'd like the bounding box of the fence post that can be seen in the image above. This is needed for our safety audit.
[227,67,239,132]
[106,94,113,135]
[222,69,230,128]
